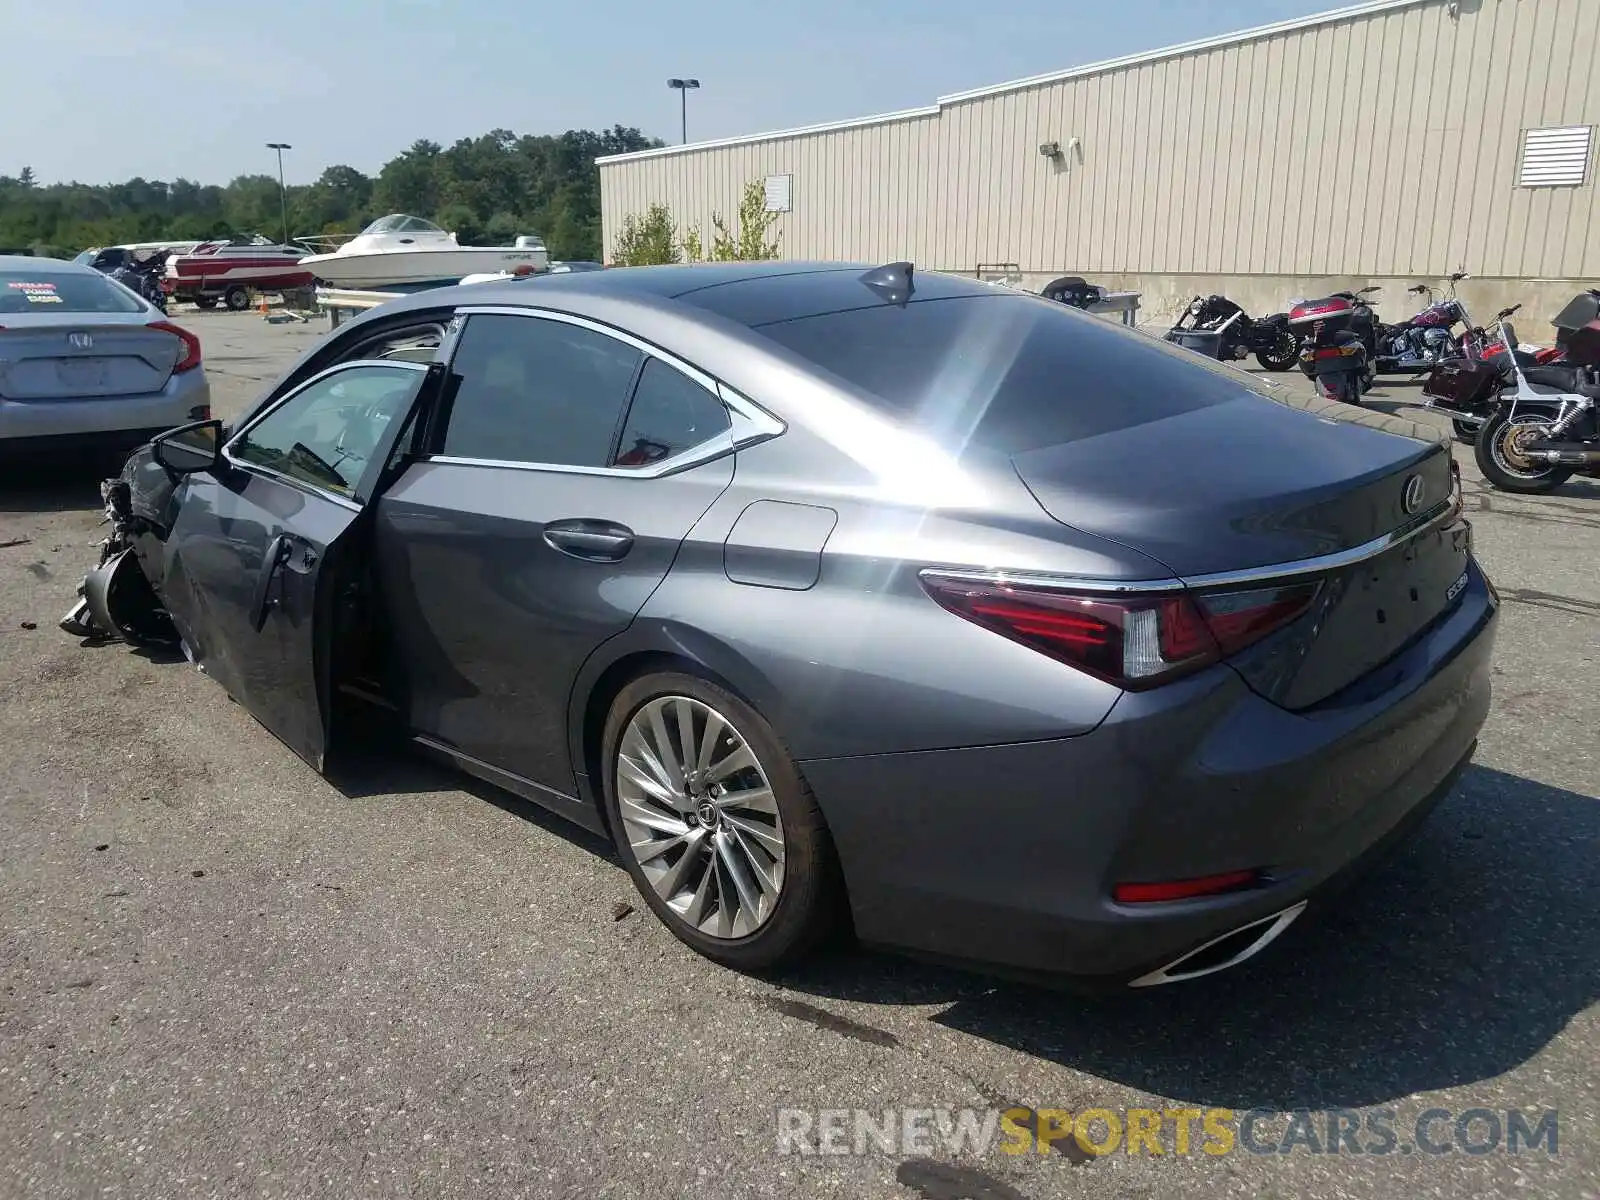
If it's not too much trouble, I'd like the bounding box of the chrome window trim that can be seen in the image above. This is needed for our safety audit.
[222,358,429,507]
[428,427,740,479]
[445,304,788,469]
[919,497,1456,595]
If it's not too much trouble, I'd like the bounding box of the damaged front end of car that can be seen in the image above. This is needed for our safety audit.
[60,452,179,646]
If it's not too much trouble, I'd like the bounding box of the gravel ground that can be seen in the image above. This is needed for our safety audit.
[1,309,1595,1200]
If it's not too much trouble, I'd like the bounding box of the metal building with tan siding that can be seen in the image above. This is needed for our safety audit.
[597,0,1597,323]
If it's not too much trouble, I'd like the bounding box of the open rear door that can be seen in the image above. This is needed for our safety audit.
[160,360,440,770]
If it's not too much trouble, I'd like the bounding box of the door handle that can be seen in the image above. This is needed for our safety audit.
[250,534,293,631]
[543,520,635,562]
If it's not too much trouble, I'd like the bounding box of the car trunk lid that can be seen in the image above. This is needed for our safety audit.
[1012,397,1467,708]
[0,320,181,400]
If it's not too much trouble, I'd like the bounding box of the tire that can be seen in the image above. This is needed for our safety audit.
[194,296,218,310]
[601,671,842,972]
[1474,409,1573,494]
[1451,418,1480,446]
[1254,329,1299,372]
[223,286,250,311]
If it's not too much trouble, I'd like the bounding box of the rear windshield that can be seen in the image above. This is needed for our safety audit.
[0,271,144,315]
[752,293,1259,456]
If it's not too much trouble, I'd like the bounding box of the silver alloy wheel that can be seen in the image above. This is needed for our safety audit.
[615,695,785,939]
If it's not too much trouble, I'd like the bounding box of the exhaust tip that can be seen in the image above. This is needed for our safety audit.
[1129,901,1307,988]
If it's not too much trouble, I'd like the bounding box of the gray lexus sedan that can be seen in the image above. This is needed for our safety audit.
[65,262,1496,987]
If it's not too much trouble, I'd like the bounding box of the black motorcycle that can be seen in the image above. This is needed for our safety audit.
[1164,294,1299,370]
[1473,292,1600,494]
[91,247,169,313]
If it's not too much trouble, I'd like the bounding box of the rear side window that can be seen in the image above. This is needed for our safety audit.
[0,271,144,314]
[753,294,1252,456]
[441,313,641,466]
[612,358,730,468]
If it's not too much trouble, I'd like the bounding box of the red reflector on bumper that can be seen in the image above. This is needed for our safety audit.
[1113,870,1261,904]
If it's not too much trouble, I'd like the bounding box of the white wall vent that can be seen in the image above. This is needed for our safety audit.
[1517,125,1593,188]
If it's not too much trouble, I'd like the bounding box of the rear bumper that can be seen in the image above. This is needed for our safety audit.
[0,373,209,450]
[802,563,1497,985]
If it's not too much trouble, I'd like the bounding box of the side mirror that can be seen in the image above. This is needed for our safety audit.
[152,419,223,475]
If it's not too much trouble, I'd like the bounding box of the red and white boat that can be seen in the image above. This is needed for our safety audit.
[163,236,315,310]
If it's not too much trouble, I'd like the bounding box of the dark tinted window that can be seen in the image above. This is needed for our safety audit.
[753,294,1254,456]
[443,313,641,465]
[612,359,730,468]
[232,363,421,499]
[0,270,144,314]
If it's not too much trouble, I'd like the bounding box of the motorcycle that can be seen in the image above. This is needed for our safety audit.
[1473,291,1600,494]
[1288,293,1370,404]
[110,250,171,313]
[1421,303,1568,444]
[1369,272,1473,374]
[1164,294,1299,370]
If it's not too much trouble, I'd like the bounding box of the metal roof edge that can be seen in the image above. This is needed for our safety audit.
[935,0,1436,104]
[595,0,1438,166]
[594,105,941,165]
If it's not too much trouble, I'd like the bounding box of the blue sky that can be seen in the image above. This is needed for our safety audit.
[6,0,1341,185]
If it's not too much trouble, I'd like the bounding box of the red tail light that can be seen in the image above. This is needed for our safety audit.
[1114,869,1263,904]
[920,575,1318,690]
[147,320,202,372]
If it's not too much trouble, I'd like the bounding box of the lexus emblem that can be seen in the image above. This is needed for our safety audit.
[67,331,94,350]
[1402,475,1425,514]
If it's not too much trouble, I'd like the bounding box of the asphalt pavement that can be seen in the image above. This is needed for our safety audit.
[1,309,1595,1200]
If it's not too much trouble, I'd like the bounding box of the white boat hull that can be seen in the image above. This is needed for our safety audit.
[299,247,547,288]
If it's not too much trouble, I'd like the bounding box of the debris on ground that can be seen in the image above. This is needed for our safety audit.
[19,621,37,630]
[0,537,32,550]
[611,901,635,922]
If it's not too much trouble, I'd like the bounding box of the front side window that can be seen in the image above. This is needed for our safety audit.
[612,358,730,468]
[441,313,642,467]
[231,363,423,499]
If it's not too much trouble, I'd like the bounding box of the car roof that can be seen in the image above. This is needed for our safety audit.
[0,254,95,275]
[395,260,1002,328]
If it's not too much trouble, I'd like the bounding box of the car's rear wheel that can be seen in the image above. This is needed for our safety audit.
[601,672,841,971]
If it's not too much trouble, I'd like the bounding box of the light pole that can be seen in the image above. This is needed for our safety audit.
[666,78,700,145]
[266,142,291,246]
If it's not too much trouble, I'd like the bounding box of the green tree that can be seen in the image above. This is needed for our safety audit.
[611,203,680,266]
[0,124,663,259]
[709,180,782,261]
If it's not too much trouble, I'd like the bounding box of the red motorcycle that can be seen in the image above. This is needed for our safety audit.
[1424,298,1585,443]
[1288,292,1372,404]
